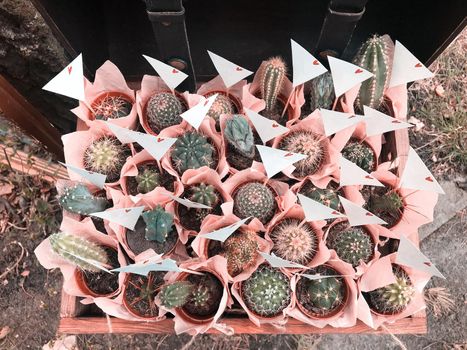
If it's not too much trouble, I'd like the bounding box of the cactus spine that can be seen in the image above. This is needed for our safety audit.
[159,281,194,309]
[223,230,259,276]
[58,184,108,215]
[233,181,277,224]
[327,226,374,267]
[369,190,404,217]
[188,183,220,207]
[300,182,340,210]
[146,92,185,132]
[136,167,161,194]
[141,205,174,243]
[84,137,126,181]
[93,94,132,120]
[171,132,216,174]
[207,93,235,126]
[341,140,375,172]
[224,115,255,159]
[309,72,335,111]
[260,57,286,112]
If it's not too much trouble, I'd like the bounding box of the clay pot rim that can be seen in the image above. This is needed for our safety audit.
[88,91,135,122]
[121,159,174,196]
[201,90,243,115]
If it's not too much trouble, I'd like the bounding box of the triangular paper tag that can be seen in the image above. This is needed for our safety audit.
[357,292,375,329]
[339,157,384,187]
[207,51,253,88]
[59,162,106,189]
[388,41,434,88]
[181,94,218,130]
[320,108,367,136]
[338,196,387,226]
[359,256,397,292]
[42,54,85,101]
[328,56,374,97]
[399,147,444,194]
[301,273,351,281]
[396,235,444,278]
[143,54,188,91]
[105,122,135,144]
[201,217,251,242]
[112,258,180,276]
[244,108,289,143]
[256,145,307,178]
[363,106,413,137]
[259,252,308,269]
[291,39,327,87]
[297,193,346,221]
[89,206,145,231]
[168,194,211,209]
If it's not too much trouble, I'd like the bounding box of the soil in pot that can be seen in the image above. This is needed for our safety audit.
[232,181,277,225]
[341,139,377,173]
[124,271,166,318]
[80,246,120,296]
[378,236,400,257]
[364,186,405,228]
[182,272,224,319]
[125,162,175,196]
[91,92,133,120]
[144,92,188,134]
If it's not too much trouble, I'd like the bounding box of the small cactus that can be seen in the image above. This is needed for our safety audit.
[124,271,165,317]
[92,94,132,120]
[146,92,185,132]
[233,181,277,224]
[279,130,325,177]
[223,230,259,277]
[224,115,255,159]
[368,190,404,224]
[270,219,318,265]
[309,72,335,111]
[83,137,127,182]
[299,181,340,210]
[260,57,287,113]
[207,93,235,126]
[159,281,194,309]
[58,184,108,215]
[49,232,109,272]
[188,183,220,207]
[136,167,161,194]
[327,225,374,267]
[141,205,174,243]
[341,140,375,173]
[171,131,216,175]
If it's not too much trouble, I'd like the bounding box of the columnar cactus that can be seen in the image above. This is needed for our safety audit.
[353,35,392,111]
[309,72,335,112]
[233,181,277,224]
[241,265,291,317]
[136,167,161,194]
[300,182,340,210]
[49,232,109,272]
[171,132,216,174]
[188,183,220,207]
[207,93,235,125]
[83,137,127,181]
[341,140,375,172]
[260,57,287,112]
[141,206,174,243]
[93,94,132,120]
[327,226,374,267]
[158,281,194,309]
[58,184,108,215]
[270,219,318,265]
[223,230,259,276]
[146,92,185,132]
[224,115,255,159]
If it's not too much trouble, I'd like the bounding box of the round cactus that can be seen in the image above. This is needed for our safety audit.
[58,184,108,215]
[270,219,318,265]
[159,281,194,309]
[299,181,341,210]
[136,167,161,194]
[171,132,216,175]
[279,130,325,177]
[188,183,220,207]
[233,181,277,224]
[92,94,132,120]
[341,140,376,173]
[83,137,127,182]
[146,92,185,132]
[241,265,291,317]
[260,57,287,112]
[223,230,259,277]
[206,93,235,127]
[309,72,335,112]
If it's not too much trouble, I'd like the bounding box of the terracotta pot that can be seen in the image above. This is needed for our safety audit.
[122,273,164,320]
[88,91,135,121]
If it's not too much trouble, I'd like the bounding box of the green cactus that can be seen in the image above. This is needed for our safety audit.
[260,57,287,112]
[93,94,132,120]
[58,184,108,215]
[135,167,161,194]
[279,130,325,177]
[188,183,220,207]
[233,181,277,224]
[241,265,291,317]
[207,93,235,126]
[124,271,165,317]
[146,92,185,132]
[158,281,194,309]
[171,131,216,175]
[141,206,174,243]
[327,226,374,267]
[83,137,127,182]
[270,219,318,265]
[49,232,109,272]
[223,230,259,277]
[309,72,335,111]
[368,190,404,223]
[300,181,340,210]
[353,35,392,111]
[224,115,255,159]
[341,140,376,173]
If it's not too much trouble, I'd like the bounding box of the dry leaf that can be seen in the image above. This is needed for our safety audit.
[434,85,445,97]
[0,326,11,340]
[408,116,425,132]
[0,184,14,196]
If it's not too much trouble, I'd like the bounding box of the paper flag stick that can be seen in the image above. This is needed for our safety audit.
[59,162,106,189]
[42,53,85,101]
[207,51,253,88]
[320,108,368,137]
[363,106,413,137]
[89,206,145,231]
[399,147,444,194]
[244,108,289,144]
[168,194,211,209]
[291,39,327,87]
[301,273,353,281]
[297,193,346,221]
[328,56,373,97]
[143,54,188,91]
[256,145,307,179]
[259,252,308,269]
[181,94,218,130]
[201,217,251,242]
[388,41,434,88]
[339,157,384,187]
[396,235,444,278]
[338,196,387,226]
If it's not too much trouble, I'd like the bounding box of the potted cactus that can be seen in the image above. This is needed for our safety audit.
[308,72,335,114]
[142,91,188,134]
[341,139,377,173]
[365,186,405,228]
[296,179,342,211]
[204,93,239,130]
[122,161,176,196]
[91,92,134,121]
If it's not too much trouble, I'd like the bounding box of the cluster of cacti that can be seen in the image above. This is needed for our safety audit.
[207,93,235,126]
[141,205,174,243]
[135,167,161,194]
[223,230,259,276]
[270,219,318,265]
[241,265,291,317]
[309,72,335,112]
[224,115,255,159]
[353,35,392,111]
[171,131,216,174]
[233,181,277,224]
[93,94,132,120]
[146,92,185,132]
[259,57,286,116]
[279,130,325,177]
[327,226,374,267]
[58,184,108,215]
[368,189,404,219]
[83,137,127,181]
[341,140,375,172]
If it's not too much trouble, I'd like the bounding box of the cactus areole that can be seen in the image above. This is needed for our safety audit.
[145,92,187,134]
[233,181,278,225]
[341,139,377,173]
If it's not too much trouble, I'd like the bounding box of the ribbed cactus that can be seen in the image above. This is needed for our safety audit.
[207,93,235,126]
[279,130,325,177]
[260,57,286,112]
[171,132,216,174]
[242,265,291,317]
[159,281,194,309]
[188,183,220,207]
[270,219,318,265]
[58,184,108,215]
[327,226,374,267]
[309,72,335,111]
[136,167,161,194]
[124,271,165,317]
[146,92,185,132]
[224,115,255,159]
[223,230,259,276]
[93,94,132,120]
[368,190,404,219]
[49,232,109,272]
[342,141,375,173]
[300,182,340,210]
[233,181,277,224]
[141,206,174,243]
[84,137,127,181]
[353,35,392,111]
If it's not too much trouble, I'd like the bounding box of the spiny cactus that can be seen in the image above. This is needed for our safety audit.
[368,190,404,218]
[146,92,185,132]
[327,226,374,267]
[141,205,174,243]
[242,265,291,317]
[207,93,235,126]
[84,137,127,181]
[136,167,161,194]
[341,140,375,173]
[159,281,194,309]
[224,115,255,159]
[279,130,325,177]
[223,230,259,277]
[233,181,277,224]
[260,57,287,112]
[270,219,318,265]
[49,232,109,272]
[171,132,216,174]
[58,184,108,215]
[124,271,165,317]
[300,182,340,210]
[353,35,392,111]
[309,72,335,112]
[368,265,415,314]
[93,94,132,120]
[188,183,220,207]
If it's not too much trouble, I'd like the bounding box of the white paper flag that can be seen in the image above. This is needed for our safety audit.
[291,39,327,87]
[207,51,253,88]
[143,54,188,91]
[168,194,212,209]
[363,106,413,137]
[320,108,367,136]
[297,193,346,221]
[112,258,179,276]
[338,196,387,226]
[42,54,85,101]
[388,41,434,88]
[339,157,384,187]
[201,217,251,242]
[328,56,373,97]
[89,206,145,231]
[301,273,351,281]
[259,252,308,269]
[256,145,307,179]
[244,108,289,144]
[59,162,106,189]
[105,122,135,144]
[181,94,218,130]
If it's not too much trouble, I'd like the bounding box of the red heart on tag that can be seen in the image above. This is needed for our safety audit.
[331,211,340,215]
[425,176,434,182]
[67,66,72,74]
[355,69,363,74]
[415,63,422,68]
[392,120,401,124]
[313,60,319,65]
[284,152,293,157]
[157,137,163,142]
[272,123,279,128]
[236,67,243,71]
[423,261,432,267]
[365,212,374,217]
[204,100,209,106]
[172,69,178,74]
[347,115,357,119]
[125,209,131,213]
[364,175,373,179]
